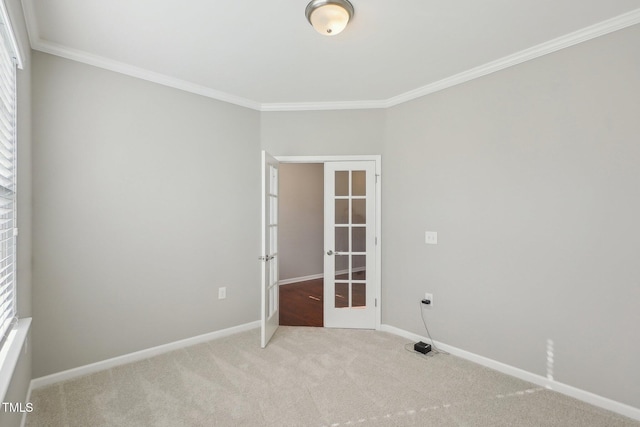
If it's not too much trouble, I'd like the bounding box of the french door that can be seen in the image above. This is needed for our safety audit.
[260,151,279,347]
[324,161,376,329]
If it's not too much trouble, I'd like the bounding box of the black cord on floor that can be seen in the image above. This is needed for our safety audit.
[404,301,449,357]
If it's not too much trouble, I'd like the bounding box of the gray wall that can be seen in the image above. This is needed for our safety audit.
[261,109,385,283]
[0,1,32,426]
[278,163,324,281]
[260,109,385,156]
[383,24,640,408]
[31,52,261,377]
[30,62,386,380]
[26,15,639,413]
[261,109,385,285]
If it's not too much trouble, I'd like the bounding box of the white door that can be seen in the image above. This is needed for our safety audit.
[260,151,279,347]
[324,161,376,329]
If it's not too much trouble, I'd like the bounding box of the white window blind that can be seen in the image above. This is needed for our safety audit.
[0,15,17,352]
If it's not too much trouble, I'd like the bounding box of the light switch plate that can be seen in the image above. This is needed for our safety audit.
[425,231,438,244]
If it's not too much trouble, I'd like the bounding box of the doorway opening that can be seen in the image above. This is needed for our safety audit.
[278,163,325,327]
[261,154,381,347]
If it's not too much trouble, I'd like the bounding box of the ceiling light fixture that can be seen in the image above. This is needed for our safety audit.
[305,0,354,36]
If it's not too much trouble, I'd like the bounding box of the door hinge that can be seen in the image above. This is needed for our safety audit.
[375,174,379,183]
[375,298,377,307]
[375,236,378,245]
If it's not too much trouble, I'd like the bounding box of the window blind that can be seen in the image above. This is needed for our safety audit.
[0,17,17,351]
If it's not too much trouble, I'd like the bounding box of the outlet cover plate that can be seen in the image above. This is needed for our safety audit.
[425,231,438,244]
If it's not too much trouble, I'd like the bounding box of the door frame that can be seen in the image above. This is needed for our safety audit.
[275,155,382,330]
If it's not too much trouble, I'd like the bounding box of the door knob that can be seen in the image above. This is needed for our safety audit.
[326,250,334,256]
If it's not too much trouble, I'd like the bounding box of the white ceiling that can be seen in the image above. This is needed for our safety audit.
[21,0,640,110]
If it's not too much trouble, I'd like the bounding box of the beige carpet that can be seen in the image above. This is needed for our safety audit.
[26,327,638,426]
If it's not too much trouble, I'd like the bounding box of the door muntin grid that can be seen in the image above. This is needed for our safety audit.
[267,164,278,318]
[333,169,367,309]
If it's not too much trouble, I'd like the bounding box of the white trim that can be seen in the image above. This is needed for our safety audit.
[20,379,31,427]
[30,39,261,110]
[0,0,24,68]
[19,0,39,58]
[21,0,640,112]
[279,267,367,286]
[380,324,640,422]
[30,320,260,390]
[276,155,381,163]
[260,100,387,112]
[382,8,640,108]
[20,321,640,422]
[279,273,324,286]
[22,0,260,111]
[0,318,30,402]
[275,155,382,331]
[373,158,381,330]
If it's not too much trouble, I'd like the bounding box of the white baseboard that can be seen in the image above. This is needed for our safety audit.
[380,324,640,422]
[30,320,261,390]
[279,273,324,286]
[29,321,637,421]
[279,267,367,286]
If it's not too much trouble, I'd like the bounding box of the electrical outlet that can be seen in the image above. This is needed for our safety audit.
[218,287,227,300]
[424,292,433,307]
[425,231,437,244]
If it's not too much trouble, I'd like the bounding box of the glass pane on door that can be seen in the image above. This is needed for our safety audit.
[352,227,365,252]
[352,255,366,280]
[335,255,349,280]
[335,171,349,196]
[335,199,349,224]
[352,283,366,308]
[335,227,349,253]
[352,171,366,196]
[352,199,366,224]
[335,283,349,308]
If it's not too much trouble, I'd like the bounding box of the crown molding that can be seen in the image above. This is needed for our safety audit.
[19,0,38,46]
[32,39,262,110]
[20,0,640,112]
[20,0,260,110]
[260,99,386,112]
[382,8,640,108]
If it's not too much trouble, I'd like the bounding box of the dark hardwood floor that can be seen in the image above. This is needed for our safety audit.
[279,278,324,327]
[279,270,367,327]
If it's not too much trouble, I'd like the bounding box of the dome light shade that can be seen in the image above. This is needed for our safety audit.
[305,0,354,36]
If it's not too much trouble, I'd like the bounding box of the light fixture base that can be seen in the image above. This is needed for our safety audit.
[305,0,354,36]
